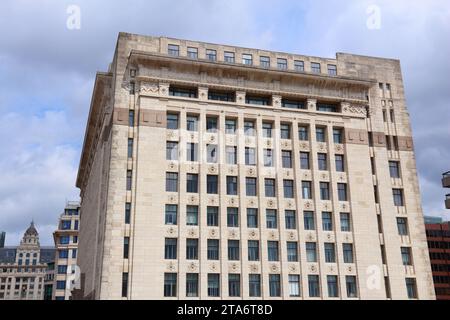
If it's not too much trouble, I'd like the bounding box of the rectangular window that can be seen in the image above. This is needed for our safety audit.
[247,208,258,228]
[269,274,281,297]
[266,209,278,229]
[346,276,358,298]
[308,275,320,297]
[320,182,330,200]
[401,247,412,265]
[282,150,292,168]
[207,239,219,260]
[397,217,408,236]
[242,53,253,65]
[343,243,354,263]
[294,60,304,71]
[335,155,345,172]
[389,161,401,178]
[246,177,257,197]
[129,110,135,127]
[277,58,288,70]
[164,273,177,297]
[224,51,235,63]
[289,275,300,297]
[123,237,129,259]
[406,278,417,299]
[302,181,312,199]
[322,212,333,231]
[316,127,326,142]
[207,175,218,194]
[263,149,273,167]
[327,64,337,76]
[281,123,291,139]
[244,120,255,136]
[262,122,273,138]
[393,189,404,206]
[168,44,179,56]
[206,117,218,133]
[209,91,235,102]
[187,47,198,59]
[129,82,135,95]
[186,115,198,132]
[226,146,237,165]
[306,242,317,262]
[282,99,305,109]
[318,153,327,171]
[164,238,177,260]
[57,265,67,274]
[186,143,198,162]
[228,274,241,297]
[121,273,128,297]
[186,174,198,193]
[327,275,339,297]
[225,119,237,134]
[267,241,279,261]
[285,210,297,229]
[208,274,220,297]
[245,147,256,166]
[333,128,343,143]
[206,144,218,163]
[227,207,239,228]
[248,240,260,261]
[126,170,132,191]
[226,176,238,195]
[340,213,351,232]
[249,274,261,297]
[317,103,339,113]
[166,141,178,161]
[186,205,198,226]
[228,240,240,261]
[186,273,199,297]
[206,49,216,61]
[311,62,321,74]
[265,179,276,197]
[283,180,294,198]
[165,204,177,225]
[169,86,197,98]
[166,113,179,129]
[298,126,309,141]
[324,243,336,263]
[287,241,298,262]
[338,183,348,201]
[207,206,219,227]
[127,138,133,158]
[186,239,198,260]
[300,152,310,170]
[260,56,270,68]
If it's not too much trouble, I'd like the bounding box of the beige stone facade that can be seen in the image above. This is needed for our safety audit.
[76,33,435,300]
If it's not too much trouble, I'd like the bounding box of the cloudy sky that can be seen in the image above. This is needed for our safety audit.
[0,0,449,245]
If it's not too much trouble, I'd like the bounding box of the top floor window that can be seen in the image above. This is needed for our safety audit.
[294,60,304,72]
[260,56,270,68]
[311,62,321,74]
[277,58,288,70]
[206,49,217,61]
[208,91,235,102]
[187,47,198,59]
[327,64,337,76]
[168,44,179,56]
[246,95,271,106]
[167,113,179,130]
[282,99,306,109]
[333,128,343,144]
[242,54,253,65]
[224,51,235,63]
[169,86,197,98]
[317,103,339,113]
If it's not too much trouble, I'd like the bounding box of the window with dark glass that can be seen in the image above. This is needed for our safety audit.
[335,154,345,172]
[187,47,198,59]
[228,274,241,297]
[227,207,239,228]
[333,128,343,143]
[393,189,404,206]
[186,205,198,226]
[401,247,412,265]
[316,127,326,142]
[266,209,278,229]
[186,143,198,162]
[302,181,312,199]
[129,110,135,127]
[282,151,292,168]
[248,240,260,261]
[320,182,330,200]
[260,56,270,68]
[285,210,296,229]
[327,64,337,76]
[311,62,321,73]
[304,211,315,230]
[265,179,276,197]
[340,213,351,232]
[225,119,237,134]
[126,170,132,191]
[317,103,338,113]
[166,172,178,192]
[165,238,177,260]
[322,212,333,231]
[209,91,235,102]
[165,204,177,225]
[338,183,347,201]
[246,95,270,106]
[186,239,198,260]
[262,122,273,137]
[318,153,327,171]
[249,274,261,297]
[168,44,179,56]
[324,243,336,263]
[268,241,279,261]
[406,278,417,299]
[207,206,219,227]
[244,120,256,136]
[277,58,287,70]
[224,51,235,63]
[299,126,309,141]
[269,274,281,297]
[245,147,256,166]
[397,217,408,235]
[186,174,198,193]
[327,275,339,297]
[226,146,237,165]
[346,276,357,298]
[123,237,129,259]
[206,117,218,133]
[246,177,257,197]
[284,180,294,198]
[186,115,198,131]
[289,275,300,297]
[280,123,291,139]
[308,275,320,297]
[127,138,133,158]
[206,49,216,61]
[208,274,220,297]
[122,272,128,297]
[300,152,310,170]
[169,86,197,98]
[228,240,240,261]
[186,273,199,297]
[226,176,238,195]
[242,53,253,65]
[287,241,298,262]
[164,273,177,297]
[389,161,400,178]
[343,243,354,263]
[207,239,219,260]
[207,175,218,194]
[294,60,304,71]
[282,99,306,109]
[166,141,178,160]
[263,149,273,167]
[247,208,258,228]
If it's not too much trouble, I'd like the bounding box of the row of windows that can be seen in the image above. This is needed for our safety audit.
[166,113,344,141]
[163,205,352,232]
[426,229,450,238]
[166,43,338,76]
[167,143,346,172]
[427,240,450,249]
[165,173,349,201]
[161,238,354,264]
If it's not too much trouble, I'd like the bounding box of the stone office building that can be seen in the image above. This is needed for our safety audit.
[75,32,434,300]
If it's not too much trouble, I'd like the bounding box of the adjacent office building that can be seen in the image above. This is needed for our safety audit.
[425,218,450,300]
[0,232,5,248]
[52,201,80,300]
[0,222,55,300]
[443,171,450,210]
[75,33,434,299]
